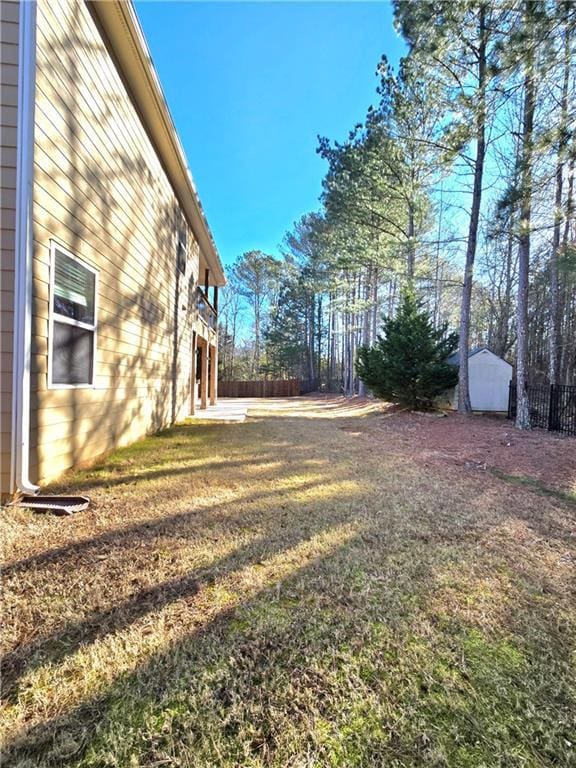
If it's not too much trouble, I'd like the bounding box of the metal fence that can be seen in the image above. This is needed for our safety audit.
[508,382,576,435]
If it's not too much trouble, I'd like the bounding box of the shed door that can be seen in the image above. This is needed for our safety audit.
[469,356,510,411]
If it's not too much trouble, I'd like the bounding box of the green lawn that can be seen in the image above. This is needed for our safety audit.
[2,397,575,767]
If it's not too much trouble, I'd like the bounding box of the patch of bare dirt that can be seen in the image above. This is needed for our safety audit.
[367,407,575,495]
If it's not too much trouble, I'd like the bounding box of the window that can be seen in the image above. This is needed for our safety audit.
[49,243,98,387]
[177,229,187,275]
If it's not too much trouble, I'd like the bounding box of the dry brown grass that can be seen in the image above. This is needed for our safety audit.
[1,396,575,767]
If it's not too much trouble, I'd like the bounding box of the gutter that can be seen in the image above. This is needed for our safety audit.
[11,0,39,496]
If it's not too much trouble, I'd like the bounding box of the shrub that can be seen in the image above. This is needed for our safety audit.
[356,289,458,409]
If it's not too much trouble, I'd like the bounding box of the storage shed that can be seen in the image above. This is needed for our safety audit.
[446,347,513,412]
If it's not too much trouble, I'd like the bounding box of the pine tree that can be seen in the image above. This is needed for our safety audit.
[262,272,309,379]
[394,0,509,414]
[356,290,458,409]
[229,251,281,377]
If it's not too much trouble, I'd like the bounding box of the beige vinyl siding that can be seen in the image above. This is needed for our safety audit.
[0,0,19,498]
[30,0,204,485]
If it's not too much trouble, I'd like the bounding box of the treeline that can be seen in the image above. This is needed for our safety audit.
[219,0,576,426]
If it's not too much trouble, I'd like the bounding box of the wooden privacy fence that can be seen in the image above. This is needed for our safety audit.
[508,382,576,435]
[219,379,318,398]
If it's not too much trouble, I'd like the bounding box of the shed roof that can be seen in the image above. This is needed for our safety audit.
[447,346,500,366]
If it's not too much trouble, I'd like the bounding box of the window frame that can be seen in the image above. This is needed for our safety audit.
[48,240,99,390]
[177,228,188,275]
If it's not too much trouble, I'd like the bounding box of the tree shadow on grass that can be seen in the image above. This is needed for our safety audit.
[3,455,335,578]
[4,514,574,768]
[2,479,365,699]
[4,406,576,766]
[1,529,420,767]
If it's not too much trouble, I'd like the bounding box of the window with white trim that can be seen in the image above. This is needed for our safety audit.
[49,244,98,387]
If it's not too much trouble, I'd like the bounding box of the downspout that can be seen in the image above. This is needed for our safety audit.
[11,0,39,496]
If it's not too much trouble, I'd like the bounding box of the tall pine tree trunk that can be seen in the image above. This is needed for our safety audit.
[515,0,536,430]
[317,294,322,387]
[308,294,316,382]
[328,291,336,388]
[358,267,371,396]
[338,302,348,394]
[407,203,416,281]
[560,154,575,383]
[458,3,487,414]
[372,266,379,341]
[501,223,515,356]
[344,278,351,395]
[434,184,444,328]
[349,278,357,395]
[253,301,261,377]
[549,11,570,385]
[230,303,238,380]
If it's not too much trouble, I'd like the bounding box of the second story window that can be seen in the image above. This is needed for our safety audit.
[177,229,187,275]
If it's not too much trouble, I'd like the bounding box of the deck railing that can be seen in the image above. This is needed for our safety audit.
[197,288,217,331]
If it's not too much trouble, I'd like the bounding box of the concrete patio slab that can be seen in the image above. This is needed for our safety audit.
[188,398,250,422]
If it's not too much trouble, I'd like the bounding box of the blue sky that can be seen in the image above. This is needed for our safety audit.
[134,1,405,269]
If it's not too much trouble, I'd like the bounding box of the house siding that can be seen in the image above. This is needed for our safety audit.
[0,0,19,498]
[29,0,202,485]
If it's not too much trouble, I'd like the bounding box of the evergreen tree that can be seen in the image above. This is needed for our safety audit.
[229,251,281,377]
[356,290,458,409]
[394,0,509,414]
[262,270,309,379]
